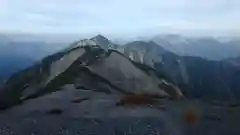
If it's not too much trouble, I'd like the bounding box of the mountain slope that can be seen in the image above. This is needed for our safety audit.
[122,40,240,102]
[120,41,186,84]
[0,37,183,110]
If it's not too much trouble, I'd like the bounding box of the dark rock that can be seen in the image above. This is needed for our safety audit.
[71,97,88,103]
[116,95,157,106]
[46,108,63,115]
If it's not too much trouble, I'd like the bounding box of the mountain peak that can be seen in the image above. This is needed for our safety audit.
[91,34,109,42]
[126,40,164,50]
[94,34,107,38]
[148,41,159,45]
[91,35,111,50]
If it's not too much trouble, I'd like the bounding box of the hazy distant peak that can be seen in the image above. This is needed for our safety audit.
[127,41,147,45]
[126,40,162,49]
[148,41,159,46]
[163,34,182,38]
[91,35,110,43]
[93,34,108,39]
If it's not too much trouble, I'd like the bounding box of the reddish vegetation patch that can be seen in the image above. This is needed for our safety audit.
[116,94,157,106]
[71,97,88,103]
[183,108,200,125]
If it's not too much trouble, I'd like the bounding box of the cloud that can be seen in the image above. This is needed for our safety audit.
[0,0,239,36]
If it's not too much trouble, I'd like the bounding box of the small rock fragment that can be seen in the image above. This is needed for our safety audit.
[46,108,63,115]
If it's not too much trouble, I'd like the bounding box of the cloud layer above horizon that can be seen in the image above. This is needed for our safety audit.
[0,0,239,36]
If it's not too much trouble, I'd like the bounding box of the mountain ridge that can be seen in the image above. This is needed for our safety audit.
[0,37,183,110]
[1,34,240,110]
[152,34,240,60]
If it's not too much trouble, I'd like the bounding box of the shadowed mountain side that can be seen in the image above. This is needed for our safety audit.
[121,40,240,102]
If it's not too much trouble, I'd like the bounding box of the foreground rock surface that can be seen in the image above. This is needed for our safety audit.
[0,86,240,135]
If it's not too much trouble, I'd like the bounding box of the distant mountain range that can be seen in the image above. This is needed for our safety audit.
[152,34,240,60]
[0,34,240,110]
[1,34,240,82]
[0,35,70,82]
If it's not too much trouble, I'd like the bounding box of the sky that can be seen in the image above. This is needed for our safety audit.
[0,0,239,37]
